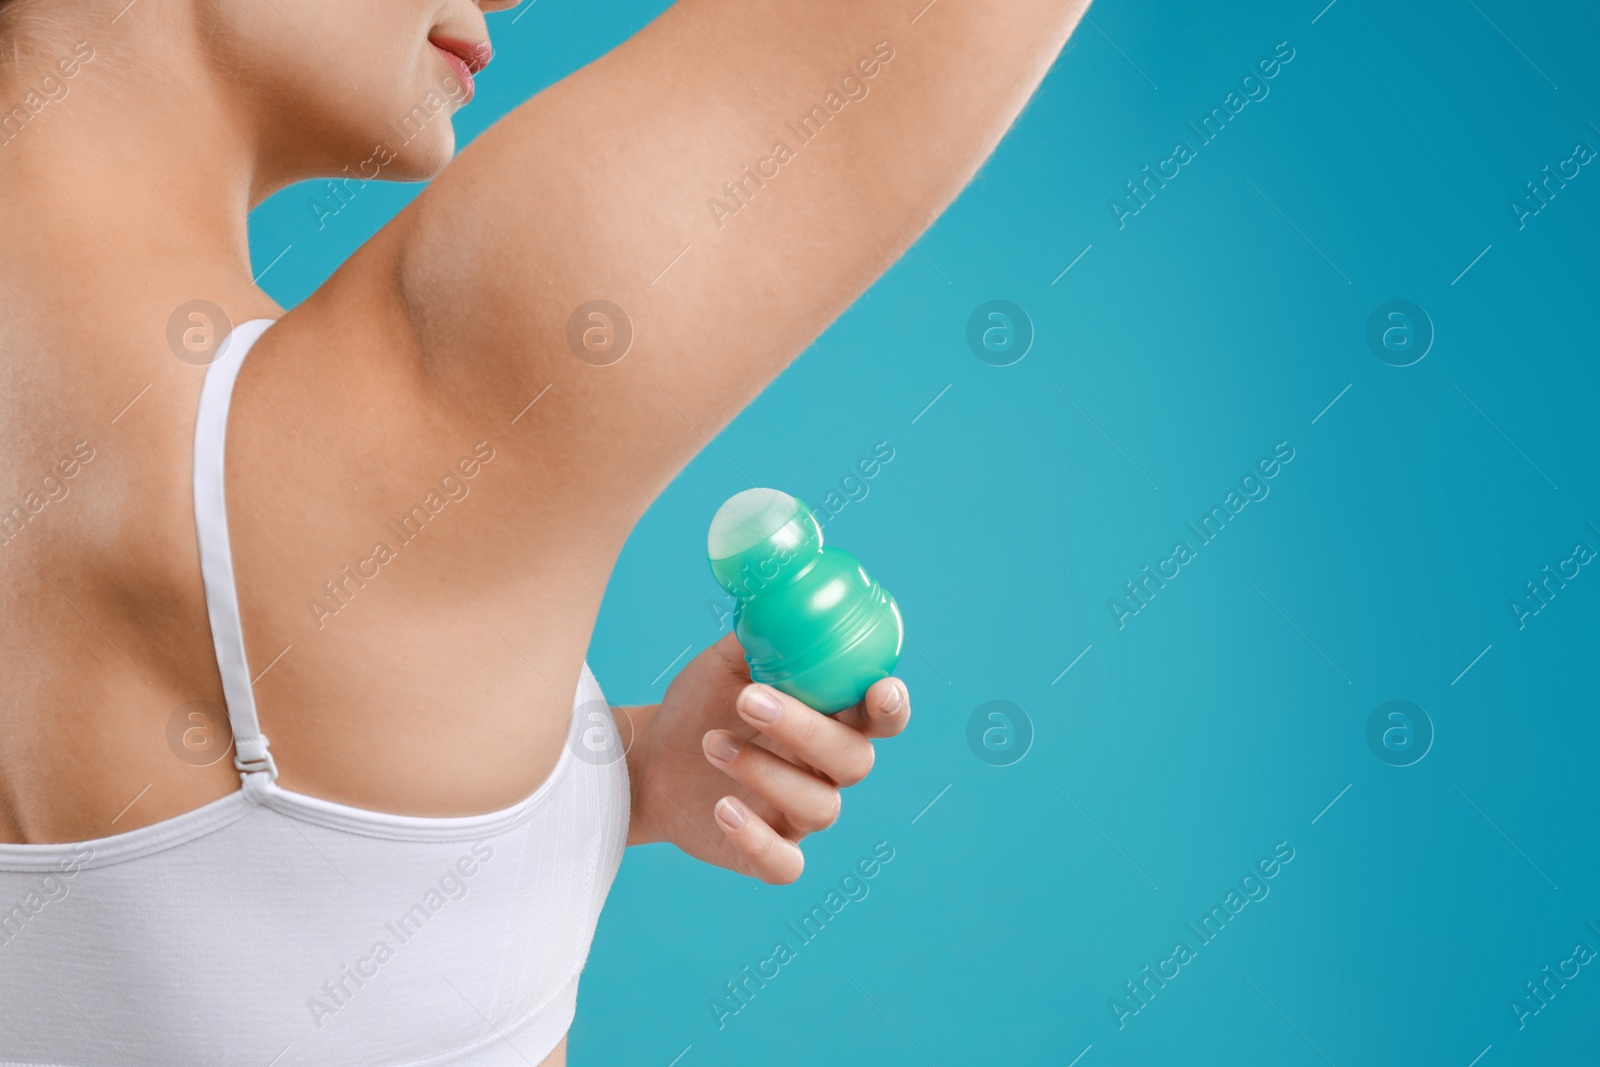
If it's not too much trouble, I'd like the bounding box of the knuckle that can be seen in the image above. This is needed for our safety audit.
[745,827,778,864]
[835,738,875,786]
[817,789,843,831]
[884,700,911,734]
[770,846,805,885]
[785,702,822,745]
[791,789,841,835]
[748,753,784,791]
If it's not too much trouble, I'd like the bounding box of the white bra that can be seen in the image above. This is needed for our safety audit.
[0,319,629,1066]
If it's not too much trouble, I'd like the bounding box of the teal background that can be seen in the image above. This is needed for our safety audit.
[249,0,1600,1063]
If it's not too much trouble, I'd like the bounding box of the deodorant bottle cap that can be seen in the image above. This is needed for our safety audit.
[707,488,823,600]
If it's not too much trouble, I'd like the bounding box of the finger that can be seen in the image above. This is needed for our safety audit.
[714,796,805,884]
[735,683,876,787]
[831,676,911,739]
[703,730,842,835]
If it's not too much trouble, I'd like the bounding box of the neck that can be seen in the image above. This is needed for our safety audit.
[0,20,282,345]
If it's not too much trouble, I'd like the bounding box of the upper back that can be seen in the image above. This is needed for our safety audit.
[0,305,632,1065]
[0,275,622,844]
[0,306,238,841]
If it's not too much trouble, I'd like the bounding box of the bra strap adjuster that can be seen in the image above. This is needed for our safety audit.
[234,735,280,785]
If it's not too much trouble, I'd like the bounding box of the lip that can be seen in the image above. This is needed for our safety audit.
[429,35,492,101]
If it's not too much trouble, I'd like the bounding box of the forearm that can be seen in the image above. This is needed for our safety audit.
[675,0,1089,246]
[475,0,1090,320]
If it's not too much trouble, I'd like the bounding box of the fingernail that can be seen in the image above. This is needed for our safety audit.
[704,731,741,764]
[740,685,783,724]
[881,680,905,715]
[715,797,747,829]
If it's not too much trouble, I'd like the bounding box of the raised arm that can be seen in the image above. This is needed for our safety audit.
[299,0,1085,538]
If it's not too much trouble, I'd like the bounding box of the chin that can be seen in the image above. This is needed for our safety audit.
[386,129,458,181]
[311,115,455,190]
[377,74,470,176]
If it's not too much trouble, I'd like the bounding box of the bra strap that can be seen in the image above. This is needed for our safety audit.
[192,318,281,789]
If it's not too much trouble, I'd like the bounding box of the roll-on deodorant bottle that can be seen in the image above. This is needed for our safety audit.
[708,488,903,713]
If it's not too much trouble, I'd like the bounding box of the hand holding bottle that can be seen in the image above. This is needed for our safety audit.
[623,633,911,884]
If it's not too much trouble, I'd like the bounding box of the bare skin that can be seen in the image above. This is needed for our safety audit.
[0,0,1082,1058]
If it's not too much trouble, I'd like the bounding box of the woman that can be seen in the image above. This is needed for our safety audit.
[0,0,1080,1062]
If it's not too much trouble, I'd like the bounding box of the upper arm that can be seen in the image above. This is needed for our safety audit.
[290,0,1083,543]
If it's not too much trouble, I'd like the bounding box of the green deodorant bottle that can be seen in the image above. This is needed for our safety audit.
[708,488,903,714]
